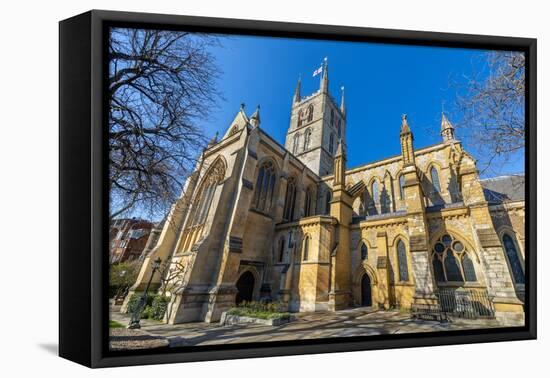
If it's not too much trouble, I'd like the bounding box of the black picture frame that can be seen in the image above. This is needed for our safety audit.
[59,9,537,368]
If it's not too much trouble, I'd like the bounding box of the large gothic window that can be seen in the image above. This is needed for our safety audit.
[283,177,297,221]
[253,161,277,214]
[432,234,478,283]
[399,174,405,200]
[502,234,525,284]
[303,128,312,151]
[293,133,300,154]
[191,159,226,227]
[360,242,368,261]
[304,186,313,217]
[430,166,441,193]
[397,240,409,282]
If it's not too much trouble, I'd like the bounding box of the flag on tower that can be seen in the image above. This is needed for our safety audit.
[313,65,323,77]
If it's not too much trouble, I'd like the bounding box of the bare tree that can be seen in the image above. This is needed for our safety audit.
[108,28,221,219]
[455,51,525,174]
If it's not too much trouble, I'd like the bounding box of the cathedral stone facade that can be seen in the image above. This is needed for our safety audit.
[124,61,526,326]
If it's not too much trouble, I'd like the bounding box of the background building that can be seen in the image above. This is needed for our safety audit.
[110,218,154,263]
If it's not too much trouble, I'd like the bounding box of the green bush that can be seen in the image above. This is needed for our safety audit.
[127,293,169,320]
[227,301,290,320]
[151,296,169,320]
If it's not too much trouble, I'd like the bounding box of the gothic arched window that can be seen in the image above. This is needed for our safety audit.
[304,186,313,217]
[432,234,478,283]
[307,104,314,122]
[278,237,285,263]
[399,174,405,200]
[324,191,332,215]
[360,242,368,261]
[303,128,312,151]
[283,177,297,221]
[502,234,525,284]
[371,180,379,205]
[303,235,310,261]
[293,133,300,154]
[430,166,441,193]
[253,161,277,214]
[329,133,335,153]
[397,240,409,282]
[330,109,334,126]
[191,159,226,227]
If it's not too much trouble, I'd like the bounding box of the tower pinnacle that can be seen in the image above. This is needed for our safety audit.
[293,75,302,104]
[440,113,456,143]
[320,57,329,93]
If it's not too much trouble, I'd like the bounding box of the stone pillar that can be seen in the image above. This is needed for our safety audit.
[402,165,438,308]
[461,169,524,324]
[375,231,391,309]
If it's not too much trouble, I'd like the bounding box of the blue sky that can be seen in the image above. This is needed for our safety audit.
[197,34,524,176]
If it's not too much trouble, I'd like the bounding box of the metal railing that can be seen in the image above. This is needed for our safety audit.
[436,288,495,319]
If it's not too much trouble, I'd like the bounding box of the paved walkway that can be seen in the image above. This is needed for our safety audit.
[111,307,504,347]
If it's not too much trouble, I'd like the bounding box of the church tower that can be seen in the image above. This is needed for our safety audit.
[284,59,346,176]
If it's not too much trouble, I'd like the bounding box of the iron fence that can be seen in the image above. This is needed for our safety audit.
[436,288,495,319]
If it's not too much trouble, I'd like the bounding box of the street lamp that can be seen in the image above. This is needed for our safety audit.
[127,257,162,329]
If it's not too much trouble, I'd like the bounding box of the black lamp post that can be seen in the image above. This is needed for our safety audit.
[128,257,162,329]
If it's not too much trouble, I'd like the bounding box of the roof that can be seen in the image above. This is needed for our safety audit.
[480,174,525,204]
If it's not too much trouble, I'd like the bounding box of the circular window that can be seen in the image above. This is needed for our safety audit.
[442,234,453,246]
[434,243,445,254]
[452,241,464,252]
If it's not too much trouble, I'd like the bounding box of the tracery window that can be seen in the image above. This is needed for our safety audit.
[360,242,368,261]
[397,240,409,282]
[430,166,441,193]
[190,159,226,227]
[303,128,312,151]
[283,177,297,221]
[253,161,277,214]
[502,234,525,284]
[432,234,477,283]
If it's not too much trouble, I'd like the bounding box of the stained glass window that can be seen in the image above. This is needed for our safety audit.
[433,255,446,282]
[462,254,477,282]
[397,240,409,282]
[444,253,463,282]
[253,161,277,214]
[503,234,525,284]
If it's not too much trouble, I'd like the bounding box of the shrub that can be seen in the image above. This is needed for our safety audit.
[151,295,169,320]
[127,293,169,320]
[228,301,290,320]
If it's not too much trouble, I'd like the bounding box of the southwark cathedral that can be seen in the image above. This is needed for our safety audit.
[125,61,526,326]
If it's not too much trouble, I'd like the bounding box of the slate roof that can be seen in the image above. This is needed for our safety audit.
[480,175,525,204]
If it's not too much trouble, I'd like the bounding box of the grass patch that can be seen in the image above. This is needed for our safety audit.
[227,301,291,320]
[109,320,125,328]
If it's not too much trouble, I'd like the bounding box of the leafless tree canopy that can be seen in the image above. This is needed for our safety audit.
[109,28,221,219]
[456,51,525,173]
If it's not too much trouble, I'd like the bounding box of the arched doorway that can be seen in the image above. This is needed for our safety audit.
[235,271,255,305]
[361,273,372,307]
